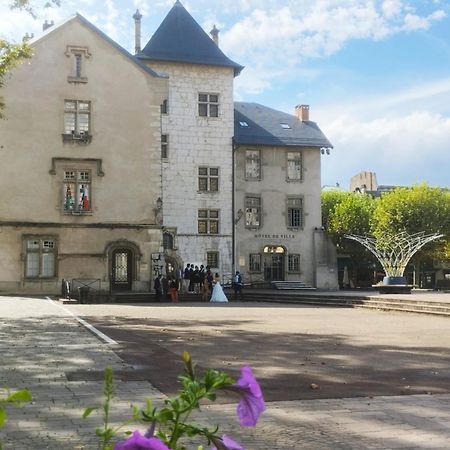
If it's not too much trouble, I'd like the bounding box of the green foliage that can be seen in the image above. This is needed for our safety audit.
[328,192,376,249]
[84,354,236,450]
[0,388,32,449]
[371,184,450,262]
[321,190,351,231]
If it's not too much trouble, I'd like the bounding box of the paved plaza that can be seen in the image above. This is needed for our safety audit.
[1,295,450,449]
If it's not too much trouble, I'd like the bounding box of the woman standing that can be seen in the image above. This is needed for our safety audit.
[210,273,228,303]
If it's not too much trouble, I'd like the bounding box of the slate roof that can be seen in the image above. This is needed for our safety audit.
[234,102,333,148]
[137,1,243,76]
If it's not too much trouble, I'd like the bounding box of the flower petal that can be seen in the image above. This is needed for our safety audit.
[114,430,170,450]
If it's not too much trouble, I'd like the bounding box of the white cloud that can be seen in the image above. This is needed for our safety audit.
[322,110,450,188]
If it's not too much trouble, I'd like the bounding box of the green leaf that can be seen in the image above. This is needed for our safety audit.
[0,407,6,427]
[6,389,32,403]
[82,406,98,419]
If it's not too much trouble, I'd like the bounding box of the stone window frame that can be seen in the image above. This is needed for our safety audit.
[23,235,58,279]
[288,254,301,273]
[206,251,219,269]
[286,151,303,182]
[286,196,304,230]
[198,209,219,235]
[50,158,104,216]
[198,167,219,192]
[62,99,92,143]
[62,168,92,215]
[244,195,262,229]
[65,45,91,83]
[249,253,262,272]
[198,93,219,118]
[245,149,262,181]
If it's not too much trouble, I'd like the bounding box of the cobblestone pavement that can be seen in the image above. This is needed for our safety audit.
[1,296,450,449]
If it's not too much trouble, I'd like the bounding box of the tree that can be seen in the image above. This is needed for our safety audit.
[321,189,351,231]
[322,190,377,286]
[0,0,60,118]
[371,184,450,284]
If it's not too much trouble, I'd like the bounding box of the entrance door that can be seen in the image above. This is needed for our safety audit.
[111,249,132,291]
[263,246,285,281]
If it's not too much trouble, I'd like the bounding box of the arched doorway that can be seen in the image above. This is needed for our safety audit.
[111,248,132,291]
[106,240,141,292]
[263,245,285,281]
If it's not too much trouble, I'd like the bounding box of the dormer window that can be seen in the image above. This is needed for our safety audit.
[280,123,291,129]
[239,121,249,127]
[65,45,91,83]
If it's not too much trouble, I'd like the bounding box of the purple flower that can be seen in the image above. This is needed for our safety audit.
[114,431,170,450]
[211,434,245,450]
[225,366,265,427]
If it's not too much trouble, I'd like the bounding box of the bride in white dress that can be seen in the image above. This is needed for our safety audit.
[210,273,228,303]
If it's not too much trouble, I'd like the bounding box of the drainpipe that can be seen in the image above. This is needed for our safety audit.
[232,138,237,275]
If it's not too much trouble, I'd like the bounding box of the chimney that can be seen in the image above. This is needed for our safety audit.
[295,104,309,122]
[210,24,219,46]
[42,20,54,31]
[133,9,143,54]
[22,32,34,42]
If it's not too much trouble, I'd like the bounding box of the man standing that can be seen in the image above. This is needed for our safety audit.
[183,264,191,293]
[233,271,243,301]
[154,274,162,302]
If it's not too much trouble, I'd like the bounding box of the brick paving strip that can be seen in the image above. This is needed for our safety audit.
[1,296,450,449]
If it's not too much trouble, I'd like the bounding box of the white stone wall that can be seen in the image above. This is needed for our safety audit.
[145,61,235,276]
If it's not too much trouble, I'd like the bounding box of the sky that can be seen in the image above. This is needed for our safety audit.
[1,0,450,190]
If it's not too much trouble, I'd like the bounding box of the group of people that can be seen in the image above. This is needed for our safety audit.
[153,264,244,303]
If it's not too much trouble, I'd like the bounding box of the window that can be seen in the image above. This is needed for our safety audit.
[287,152,303,181]
[198,93,219,117]
[249,254,261,272]
[161,99,168,114]
[25,237,56,278]
[207,251,219,268]
[239,121,249,127]
[163,232,174,250]
[280,123,291,129]
[245,196,261,228]
[288,254,301,272]
[161,135,168,159]
[245,150,261,180]
[198,209,219,234]
[63,169,91,213]
[287,197,303,229]
[198,167,219,192]
[64,100,91,137]
[65,45,90,83]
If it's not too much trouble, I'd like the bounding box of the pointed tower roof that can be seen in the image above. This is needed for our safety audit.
[137,1,243,76]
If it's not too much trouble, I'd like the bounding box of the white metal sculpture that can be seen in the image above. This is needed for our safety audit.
[345,231,443,277]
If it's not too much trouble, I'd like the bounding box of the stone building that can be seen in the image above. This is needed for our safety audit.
[234,103,337,288]
[0,14,166,294]
[0,1,337,295]
[135,1,243,279]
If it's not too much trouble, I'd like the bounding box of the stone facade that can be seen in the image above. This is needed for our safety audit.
[235,144,337,288]
[146,61,235,277]
[0,16,166,294]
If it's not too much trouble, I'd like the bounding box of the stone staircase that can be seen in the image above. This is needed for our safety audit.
[271,281,315,290]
